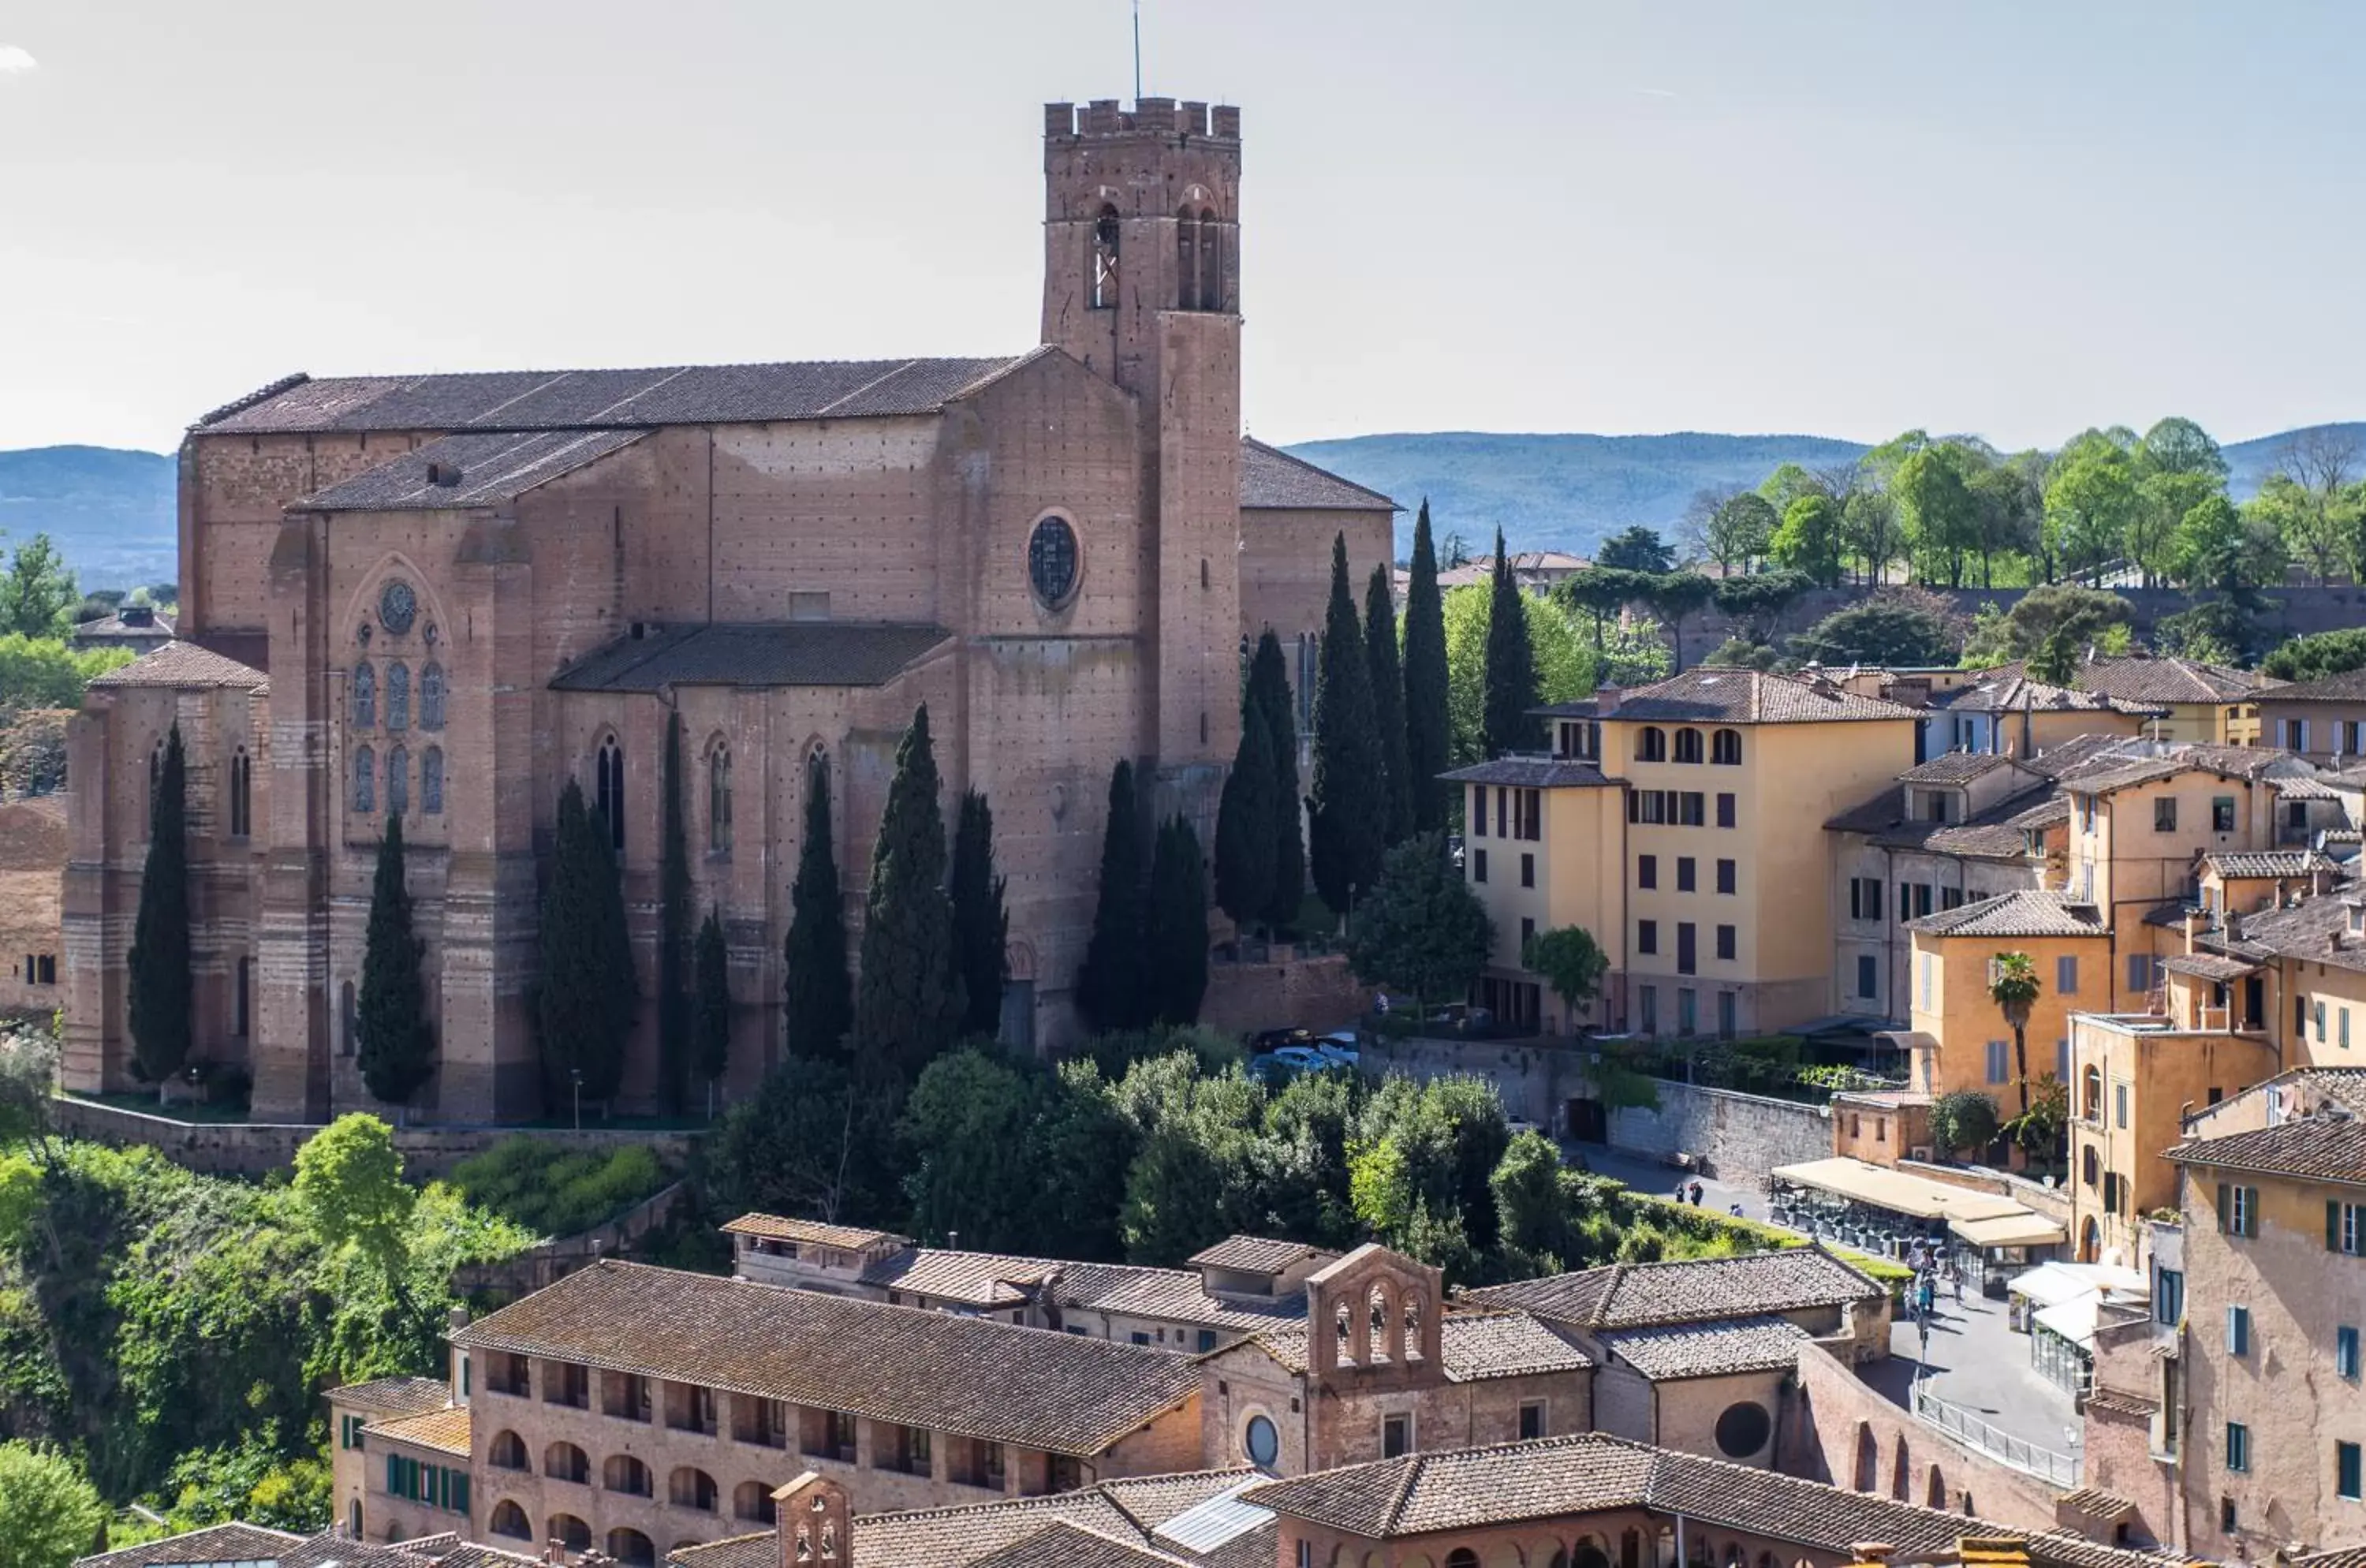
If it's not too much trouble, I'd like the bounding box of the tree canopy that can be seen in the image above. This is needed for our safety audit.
[356,816,436,1109]
[853,704,964,1081]
[784,755,853,1062]
[2263,627,2366,683]
[1309,534,1386,915]
[1401,501,1454,834]
[1346,833,1494,1009]
[537,778,636,1105]
[1788,593,1959,667]
[1077,760,1150,1031]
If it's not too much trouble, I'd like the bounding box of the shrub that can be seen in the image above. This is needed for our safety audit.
[445,1138,671,1239]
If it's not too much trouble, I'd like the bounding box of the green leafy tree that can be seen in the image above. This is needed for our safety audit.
[0,1443,106,1568]
[656,712,692,1112]
[1966,457,2046,586]
[1446,585,1596,763]
[1704,491,1779,575]
[949,790,1008,1039]
[854,704,965,1083]
[2003,1071,2070,1171]
[1770,494,1846,587]
[784,755,853,1062]
[1645,572,1715,674]
[1311,535,1385,914]
[538,779,636,1105]
[1213,700,1277,931]
[2264,627,2366,683]
[0,637,132,711]
[1401,502,1454,833]
[1711,569,1811,644]
[2250,472,2347,585]
[692,908,730,1112]
[2043,429,2141,584]
[0,536,79,640]
[1481,529,1542,757]
[898,1049,1042,1249]
[126,724,192,1096]
[1760,459,1843,517]
[1245,630,1307,931]
[2265,428,2364,584]
[2027,625,2080,685]
[1989,950,2041,1116]
[291,1114,416,1280]
[1491,1129,1570,1263]
[1930,1090,2001,1156]
[1146,816,1210,1025]
[1345,833,1494,1015]
[356,816,435,1111]
[1893,444,1981,586]
[704,1055,888,1226]
[1078,759,1150,1032]
[1594,525,1674,574]
[1788,593,1957,666]
[1957,583,2135,666]
[1524,925,1609,1029]
[1558,566,1645,651]
[1364,563,1413,845]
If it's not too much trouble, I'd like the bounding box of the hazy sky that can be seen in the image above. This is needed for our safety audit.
[5,1,2362,455]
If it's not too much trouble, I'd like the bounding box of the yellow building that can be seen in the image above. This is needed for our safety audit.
[1923,673,2160,759]
[1985,653,2276,747]
[1902,890,2108,1101]
[1454,668,1916,1040]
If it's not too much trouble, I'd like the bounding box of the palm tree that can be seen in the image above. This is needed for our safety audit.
[1989,951,2041,1115]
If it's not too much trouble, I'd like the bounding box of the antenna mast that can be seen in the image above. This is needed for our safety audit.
[1133,0,1142,99]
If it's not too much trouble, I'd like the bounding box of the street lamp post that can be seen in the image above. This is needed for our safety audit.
[571,1067,583,1132]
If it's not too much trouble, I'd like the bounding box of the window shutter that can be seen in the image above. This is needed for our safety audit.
[2218,1183,2232,1232]
[2245,1189,2260,1238]
[386,1453,399,1493]
[2335,1200,2345,1253]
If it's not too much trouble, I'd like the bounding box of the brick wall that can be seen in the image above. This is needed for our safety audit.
[1605,1081,1832,1187]
[1199,951,1364,1036]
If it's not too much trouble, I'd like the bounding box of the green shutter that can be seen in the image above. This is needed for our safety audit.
[2219,1183,2232,1233]
[2246,1189,2261,1238]
[385,1452,399,1492]
[2334,1200,2345,1253]
[454,1469,470,1514]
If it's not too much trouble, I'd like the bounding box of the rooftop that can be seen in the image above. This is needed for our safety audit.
[1458,1247,1883,1331]
[1897,751,2039,785]
[2200,849,2338,880]
[1599,1314,1812,1379]
[1237,438,1398,513]
[723,1213,907,1249]
[328,1374,452,1419]
[2253,665,2366,704]
[550,622,953,693]
[1928,674,2165,718]
[1438,756,1618,789]
[2226,883,2366,974]
[1983,654,2275,706]
[297,427,647,511]
[1906,890,2105,940]
[1186,1234,1330,1274]
[2166,1115,2366,1187]
[450,1259,1204,1457]
[84,640,269,693]
[1560,668,1921,726]
[1242,1310,1592,1381]
[366,1402,471,1457]
[834,1467,1261,1568]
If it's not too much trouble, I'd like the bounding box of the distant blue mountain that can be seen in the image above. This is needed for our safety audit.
[0,446,177,591]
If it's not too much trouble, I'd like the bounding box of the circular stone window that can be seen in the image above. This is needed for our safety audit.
[379,578,418,637]
[1028,516,1080,607]
[1243,1412,1279,1467]
[1714,1401,1771,1458]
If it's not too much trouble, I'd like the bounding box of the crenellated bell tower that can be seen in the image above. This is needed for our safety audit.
[1042,98,1243,813]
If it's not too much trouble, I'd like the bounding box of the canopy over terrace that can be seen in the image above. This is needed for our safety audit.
[1771,1157,2067,1247]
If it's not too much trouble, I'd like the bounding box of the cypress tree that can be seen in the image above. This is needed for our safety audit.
[1245,630,1306,933]
[949,789,1009,1039]
[1212,700,1277,931]
[784,756,852,1062]
[356,815,436,1111]
[692,907,730,1115]
[656,712,692,1113]
[1308,534,1385,919]
[538,780,636,1107]
[1402,501,1452,831]
[1365,562,1413,846]
[1076,759,1150,1032]
[853,704,965,1083]
[126,723,192,1096]
[1483,526,1543,757]
[1147,816,1210,1025]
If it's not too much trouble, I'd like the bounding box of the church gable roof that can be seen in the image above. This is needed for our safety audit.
[196,353,1047,435]
[85,640,269,693]
[297,428,649,512]
[1239,438,1398,512]
[550,622,953,693]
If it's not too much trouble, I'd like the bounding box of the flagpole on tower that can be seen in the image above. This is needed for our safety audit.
[1133,0,1142,99]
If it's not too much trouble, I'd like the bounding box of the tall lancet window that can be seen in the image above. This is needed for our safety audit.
[1198,207,1223,312]
[1176,207,1199,311]
[1090,204,1120,309]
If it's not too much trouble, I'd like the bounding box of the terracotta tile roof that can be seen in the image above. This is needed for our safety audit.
[1186,1235,1330,1273]
[2271,775,2344,799]
[1931,674,2165,717]
[1437,757,1618,788]
[1244,1311,1589,1381]
[550,622,953,693]
[1591,668,1921,726]
[450,1260,1203,1456]
[2293,1547,2366,1568]
[850,1469,1255,1568]
[2227,887,2366,973]
[2282,1068,2366,1117]
[2166,1117,2366,1186]
[1099,1470,1269,1532]
[77,1522,301,1568]
[1905,890,2104,939]
[965,1521,1188,1568]
[1063,1266,1308,1335]
[297,428,648,511]
[2160,953,2256,982]
[1898,752,2039,784]
[669,1533,775,1568]
[1600,1315,1810,1379]
[1985,655,2273,706]
[2055,1487,2137,1521]
[427,1545,544,1568]
[864,1248,1061,1308]
[85,640,268,692]
[196,355,1046,434]
[1238,439,1398,512]
[2255,666,2366,704]
[367,1402,471,1456]
[2200,849,2338,879]
[723,1213,907,1249]
[1459,1248,1883,1331]
[2025,733,2145,780]
[330,1374,454,1418]
[2082,1387,2155,1418]
[1827,777,2057,861]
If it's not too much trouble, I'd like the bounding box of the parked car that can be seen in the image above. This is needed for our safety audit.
[1315,1031,1360,1066]
[1248,1027,1315,1055]
[1252,1043,1331,1081]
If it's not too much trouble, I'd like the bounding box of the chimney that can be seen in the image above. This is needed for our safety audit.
[775,1472,853,1567]
[1595,685,1621,717]
[1852,1545,1897,1566]
[449,1305,470,1406]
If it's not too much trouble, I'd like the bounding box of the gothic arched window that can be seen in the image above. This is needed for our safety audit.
[353,745,375,813]
[1090,203,1120,310]
[1674,727,1704,764]
[1198,207,1222,312]
[708,743,733,854]
[353,662,375,729]
[1712,728,1743,766]
[423,746,444,816]
[386,745,409,818]
[1637,726,1667,763]
[1176,207,1199,311]
[596,737,625,852]
[386,662,410,732]
[420,662,446,730]
[229,746,252,838]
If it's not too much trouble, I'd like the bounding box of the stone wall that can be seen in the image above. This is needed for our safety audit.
[456,1181,691,1301]
[1200,950,1364,1036]
[50,1094,699,1180]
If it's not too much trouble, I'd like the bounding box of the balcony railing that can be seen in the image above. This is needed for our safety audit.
[1912,1382,2081,1488]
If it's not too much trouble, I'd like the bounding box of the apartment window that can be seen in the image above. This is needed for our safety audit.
[2337,1325,2360,1380]
[1520,853,1535,889]
[2155,797,2178,832]
[2114,1081,2129,1129]
[1672,791,1701,827]
[1986,1040,2010,1085]
[1675,728,1704,764]
[2282,719,2311,752]
[1913,884,1934,920]
[1677,987,1697,1035]
[1471,786,1488,837]
[340,1413,367,1450]
[1519,789,1542,840]
[2221,1184,2260,1238]
[1637,855,1658,890]
[1639,986,1659,1033]
[2057,955,2078,995]
[1716,991,1736,1037]
[2319,1000,2331,1044]
[1520,917,1535,953]
[1677,857,1696,893]
[1637,920,1659,955]
[1638,726,1667,763]
[1849,877,1883,921]
[1130,1331,1151,1346]
[1676,923,1696,976]
[1857,956,1879,999]
[2221,1499,2237,1534]
[1920,953,1933,1013]
[2332,1201,2364,1256]
[1716,792,1736,828]
[2155,1268,2183,1327]
[1519,1401,1546,1440]
[2129,953,2155,995]
[2213,796,2237,832]
[1940,887,1963,911]
[1629,791,1666,825]
[1715,924,1735,961]
[2103,1170,2122,1214]
[1716,859,1736,894]
[1197,1329,1218,1353]
[1473,849,1487,884]
[2228,1305,2252,1357]
[1382,1414,1411,1458]
[2226,1421,2249,1473]
[2341,1441,2363,1503]
[2346,1008,2354,1051]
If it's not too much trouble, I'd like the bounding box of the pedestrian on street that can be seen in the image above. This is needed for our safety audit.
[1689,1179,1704,1205]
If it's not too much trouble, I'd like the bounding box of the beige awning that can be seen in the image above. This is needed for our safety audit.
[1950,1211,2068,1249]
[1771,1156,2029,1223]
